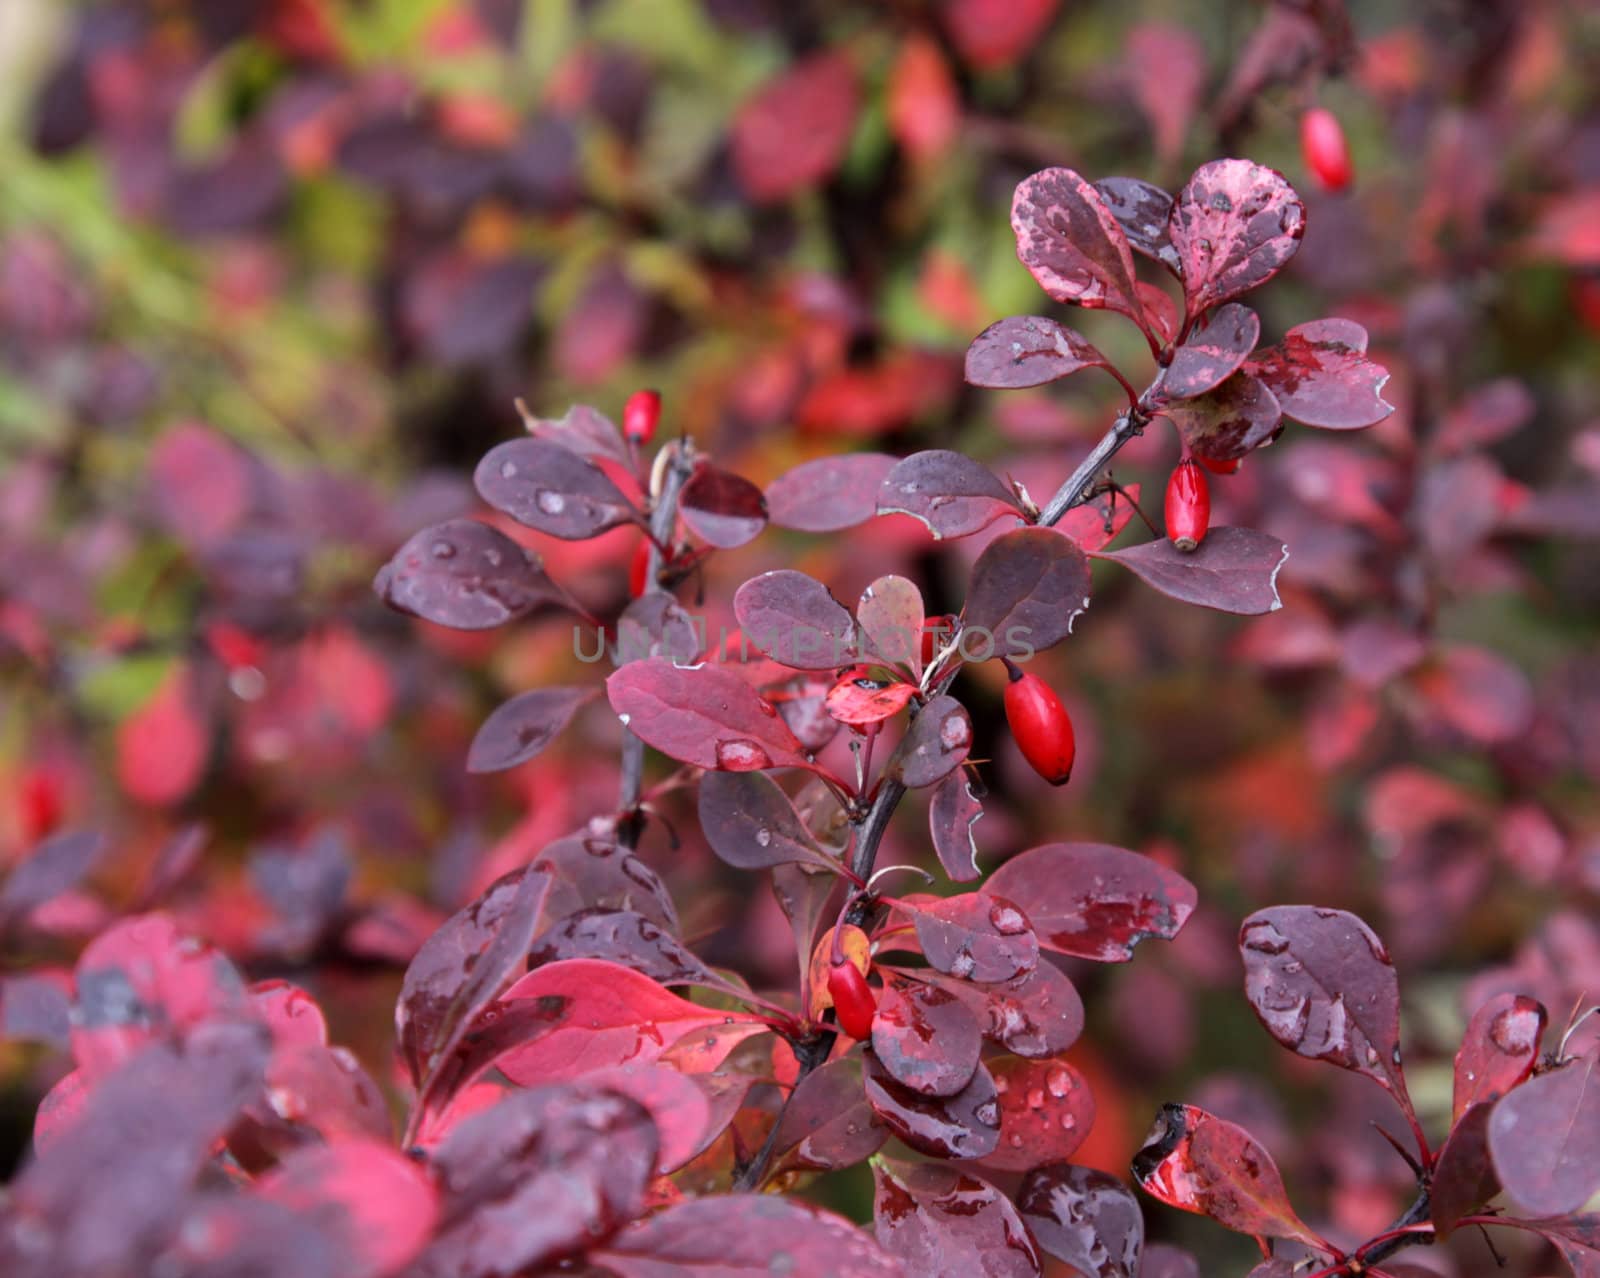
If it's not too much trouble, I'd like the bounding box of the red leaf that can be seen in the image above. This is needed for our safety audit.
[940,0,1061,71]
[963,527,1093,658]
[116,665,208,807]
[964,316,1113,390]
[929,771,985,883]
[863,1050,1002,1160]
[1054,484,1141,552]
[766,453,899,532]
[518,401,629,466]
[1414,644,1535,745]
[949,961,1085,1059]
[249,979,328,1050]
[527,909,724,990]
[1125,24,1205,165]
[985,843,1197,962]
[1018,1164,1143,1276]
[1011,168,1148,333]
[374,519,561,630]
[1430,1103,1500,1236]
[1096,527,1289,616]
[732,53,860,203]
[1488,1049,1600,1216]
[467,686,597,774]
[679,463,768,549]
[576,1063,712,1174]
[1453,993,1546,1123]
[873,1159,1040,1276]
[877,450,1023,540]
[475,438,641,539]
[888,35,960,160]
[734,570,858,670]
[534,832,679,932]
[1245,318,1394,429]
[976,1055,1094,1172]
[1169,160,1306,322]
[872,975,983,1096]
[1156,304,1261,401]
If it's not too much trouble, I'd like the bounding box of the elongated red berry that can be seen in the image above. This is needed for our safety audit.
[629,535,652,597]
[1165,459,1210,553]
[623,389,661,444]
[1300,107,1352,193]
[828,960,877,1040]
[1003,664,1075,786]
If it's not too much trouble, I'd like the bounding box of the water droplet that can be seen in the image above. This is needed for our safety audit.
[1046,1066,1071,1098]
[536,490,566,515]
[988,903,1027,935]
[430,540,456,559]
[1060,1113,1076,1130]
[1489,1005,1541,1055]
[1026,1087,1045,1109]
[715,739,772,771]
[755,828,772,847]
[949,951,976,979]
[499,460,518,479]
[1009,1133,1024,1147]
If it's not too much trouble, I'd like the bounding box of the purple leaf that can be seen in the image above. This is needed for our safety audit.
[474,438,641,539]
[878,450,1023,540]
[1245,318,1393,429]
[954,961,1085,1060]
[873,1159,1041,1278]
[1431,1104,1499,1236]
[929,771,985,882]
[1141,1244,1202,1278]
[1168,160,1305,321]
[1018,1164,1143,1277]
[606,657,812,772]
[517,402,629,465]
[697,770,840,872]
[863,1051,1002,1160]
[0,829,103,926]
[1453,993,1546,1123]
[1093,176,1182,276]
[1488,1049,1600,1216]
[527,909,722,990]
[985,843,1197,962]
[773,1055,886,1171]
[1159,373,1283,462]
[615,593,704,666]
[857,575,925,670]
[963,527,1093,659]
[872,975,983,1096]
[766,453,898,532]
[1239,906,1416,1119]
[1493,1215,1600,1277]
[1011,168,1147,331]
[374,520,561,630]
[533,832,678,933]
[679,463,768,548]
[977,1056,1094,1172]
[964,316,1113,390]
[1096,528,1289,616]
[734,570,858,670]
[888,695,973,789]
[1156,304,1260,401]
[905,893,1038,983]
[466,686,597,774]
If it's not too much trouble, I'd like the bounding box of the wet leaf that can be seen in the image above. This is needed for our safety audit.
[1011,168,1147,331]
[474,438,641,539]
[734,570,858,671]
[766,454,899,532]
[1132,1103,1322,1246]
[697,771,840,873]
[1487,1049,1600,1216]
[374,519,561,630]
[953,961,1085,1059]
[1168,160,1305,321]
[527,909,723,990]
[929,771,985,882]
[679,463,768,548]
[1017,1163,1143,1277]
[872,975,983,1096]
[606,657,811,772]
[262,1043,393,1143]
[863,1051,1002,1160]
[466,686,597,773]
[985,843,1197,963]
[1096,527,1289,616]
[873,1159,1041,1277]
[1239,906,1415,1116]
[1431,1104,1499,1236]
[1157,304,1260,401]
[774,1054,887,1171]
[963,527,1093,659]
[1453,993,1546,1122]
[857,575,926,670]
[964,316,1113,390]
[1093,176,1182,276]
[533,832,678,933]
[907,893,1038,983]
[1245,319,1393,430]
[615,593,704,666]
[249,980,328,1050]
[827,674,918,727]
[1158,374,1283,462]
[977,1056,1094,1172]
[877,450,1024,540]
[576,1064,712,1174]
[887,695,973,788]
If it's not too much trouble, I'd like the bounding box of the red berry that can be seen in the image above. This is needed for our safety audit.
[1300,107,1352,193]
[1003,666,1075,786]
[623,389,661,444]
[19,768,64,843]
[629,535,653,597]
[1165,459,1210,553]
[1195,453,1241,476]
[828,960,877,1040]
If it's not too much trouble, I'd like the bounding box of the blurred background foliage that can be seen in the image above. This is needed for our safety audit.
[2,0,1600,1270]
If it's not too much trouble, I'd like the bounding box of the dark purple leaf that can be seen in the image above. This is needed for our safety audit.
[888,696,973,789]
[533,832,678,933]
[615,592,705,666]
[697,771,840,872]
[517,402,629,465]
[1239,906,1415,1117]
[1243,1264,1297,1278]
[467,686,598,773]
[863,1051,1002,1160]
[1,973,71,1047]
[374,520,561,630]
[1096,527,1289,616]
[1168,160,1305,321]
[1141,1244,1202,1278]
[1156,304,1260,401]
[474,438,641,539]
[606,657,812,772]
[1159,374,1283,461]
[1431,1104,1499,1236]
[872,975,983,1096]
[1488,1050,1600,1216]
[597,1195,905,1278]
[963,527,1093,658]
[873,1159,1040,1277]
[733,570,857,670]
[1493,1215,1600,1277]
[527,909,722,990]
[985,843,1197,962]
[396,867,561,1089]
[977,1056,1094,1172]
[1245,318,1393,429]
[773,1054,886,1171]
[877,450,1024,540]
[857,575,925,670]
[964,316,1113,390]
[1415,454,1505,560]
[906,893,1038,983]
[929,771,985,882]
[1093,176,1182,276]
[0,829,102,926]
[1132,1103,1322,1246]
[1018,1164,1142,1277]
[679,463,768,548]
[766,454,898,532]
[1011,168,1147,330]
[572,1064,714,1175]
[956,961,1085,1059]
[1453,993,1546,1122]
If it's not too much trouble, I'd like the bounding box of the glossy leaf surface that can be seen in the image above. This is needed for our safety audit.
[929,771,985,882]
[872,975,983,1096]
[964,316,1112,390]
[374,520,561,631]
[766,454,898,532]
[698,770,839,872]
[873,1159,1041,1277]
[877,450,1023,540]
[977,1055,1094,1172]
[607,658,811,772]
[1011,168,1146,328]
[963,528,1092,659]
[1097,527,1288,615]
[466,686,597,774]
[1018,1163,1143,1278]
[863,1051,1002,1160]
[734,570,858,670]
[475,438,640,539]
[1453,993,1546,1122]
[1169,160,1305,320]
[1246,318,1393,429]
[1487,1050,1600,1216]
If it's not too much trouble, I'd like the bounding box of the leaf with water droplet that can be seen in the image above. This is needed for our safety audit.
[876,451,1023,541]
[475,438,643,539]
[964,315,1113,390]
[680,462,768,548]
[734,570,859,670]
[975,1056,1094,1173]
[374,520,562,630]
[1453,992,1546,1123]
[929,771,985,882]
[1017,1163,1142,1278]
[1155,304,1260,401]
[1168,160,1305,322]
[1245,318,1393,430]
[856,575,925,671]
[773,1054,886,1172]
[527,908,729,994]
[766,453,900,533]
[698,771,841,873]
[872,1158,1041,1277]
[1154,374,1283,463]
[872,975,983,1096]
[1011,168,1150,334]
[887,695,972,788]
[466,686,598,773]
[1093,176,1182,276]
[863,1052,1002,1160]
[902,892,1038,983]
[533,831,678,932]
